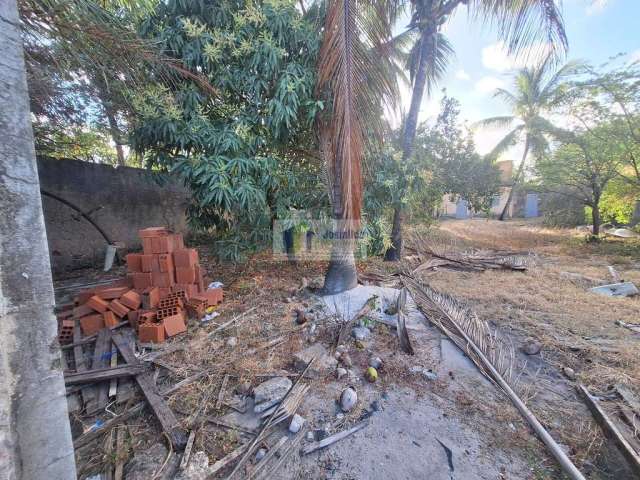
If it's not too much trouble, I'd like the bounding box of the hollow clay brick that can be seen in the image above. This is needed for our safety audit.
[126,253,143,273]
[139,311,157,325]
[127,310,139,330]
[132,273,153,291]
[108,299,130,318]
[120,290,141,310]
[80,314,105,336]
[158,254,174,273]
[103,310,119,328]
[138,227,169,238]
[163,312,187,337]
[138,323,165,343]
[175,267,197,284]
[87,295,109,313]
[152,271,175,288]
[95,286,130,300]
[142,287,160,309]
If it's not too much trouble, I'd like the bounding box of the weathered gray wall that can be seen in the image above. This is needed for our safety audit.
[37,157,190,273]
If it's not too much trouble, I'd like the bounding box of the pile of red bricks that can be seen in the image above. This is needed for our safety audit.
[58,227,223,345]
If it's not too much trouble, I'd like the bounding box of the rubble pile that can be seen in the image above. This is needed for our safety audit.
[57,227,223,344]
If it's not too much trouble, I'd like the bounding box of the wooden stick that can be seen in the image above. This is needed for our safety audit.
[225,358,316,480]
[578,385,640,476]
[74,402,145,450]
[302,420,369,455]
[247,435,288,480]
[60,321,128,350]
[208,307,257,337]
[86,328,113,413]
[114,427,126,480]
[179,430,196,471]
[255,429,305,480]
[216,374,230,410]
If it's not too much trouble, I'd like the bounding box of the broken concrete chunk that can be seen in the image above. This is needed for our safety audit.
[293,343,337,377]
[590,282,639,298]
[352,326,371,341]
[253,377,292,413]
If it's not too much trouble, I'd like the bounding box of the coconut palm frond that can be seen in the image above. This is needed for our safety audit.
[407,32,454,94]
[316,0,397,220]
[20,0,217,96]
[473,115,517,131]
[401,273,514,385]
[469,0,567,60]
[485,125,524,160]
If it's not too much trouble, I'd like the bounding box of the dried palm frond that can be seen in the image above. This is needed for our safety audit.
[401,272,585,480]
[316,0,398,221]
[402,273,514,384]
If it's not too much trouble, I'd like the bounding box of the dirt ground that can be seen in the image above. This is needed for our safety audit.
[60,218,640,479]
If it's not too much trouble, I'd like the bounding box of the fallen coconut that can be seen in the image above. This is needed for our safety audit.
[289,414,305,433]
[340,387,358,412]
[365,367,378,383]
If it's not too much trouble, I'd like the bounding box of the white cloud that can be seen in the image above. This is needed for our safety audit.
[481,41,552,73]
[586,0,611,15]
[475,76,505,94]
[455,69,470,81]
[628,49,640,64]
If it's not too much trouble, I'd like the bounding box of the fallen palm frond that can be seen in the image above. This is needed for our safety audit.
[408,236,530,273]
[401,272,586,480]
[396,288,414,355]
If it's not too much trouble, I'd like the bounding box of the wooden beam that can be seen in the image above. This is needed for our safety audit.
[578,385,640,477]
[74,402,145,450]
[65,365,144,386]
[86,328,112,413]
[112,331,187,451]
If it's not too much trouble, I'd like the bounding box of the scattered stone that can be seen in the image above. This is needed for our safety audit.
[368,356,382,369]
[236,381,252,396]
[340,387,358,412]
[226,336,237,348]
[365,367,378,383]
[293,343,337,378]
[306,431,315,442]
[295,308,308,325]
[253,377,292,413]
[351,326,371,341]
[562,367,576,380]
[340,354,353,368]
[175,451,209,480]
[255,448,267,462]
[590,282,639,298]
[289,414,305,433]
[409,366,437,381]
[336,367,347,379]
[522,340,542,355]
[336,345,347,354]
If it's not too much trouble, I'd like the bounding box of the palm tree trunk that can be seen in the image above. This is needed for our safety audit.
[0,1,76,476]
[499,137,530,221]
[592,203,601,236]
[385,33,433,261]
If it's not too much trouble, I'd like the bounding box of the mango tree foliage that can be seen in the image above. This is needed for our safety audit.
[131,0,326,257]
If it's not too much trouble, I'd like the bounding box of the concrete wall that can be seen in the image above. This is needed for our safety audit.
[37,157,190,273]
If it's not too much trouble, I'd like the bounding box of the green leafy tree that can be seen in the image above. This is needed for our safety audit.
[384,0,568,260]
[130,0,326,259]
[478,55,579,220]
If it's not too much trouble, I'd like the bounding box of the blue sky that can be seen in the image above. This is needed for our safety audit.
[393,0,640,158]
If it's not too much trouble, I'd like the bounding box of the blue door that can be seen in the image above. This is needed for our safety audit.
[455,200,468,219]
[525,193,538,218]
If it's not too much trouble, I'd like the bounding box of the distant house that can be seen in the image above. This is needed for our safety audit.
[438,160,539,219]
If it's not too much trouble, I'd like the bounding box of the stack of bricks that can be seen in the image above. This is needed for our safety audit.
[59,226,223,345]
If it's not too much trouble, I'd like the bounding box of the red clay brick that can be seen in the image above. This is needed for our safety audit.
[126,253,143,273]
[75,290,96,305]
[127,310,139,329]
[58,319,75,344]
[87,295,109,313]
[139,227,169,238]
[157,305,182,320]
[73,303,94,318]
[158,254,174,273]
[138,311,157,325]
[173,284,198,299]
[125,273,135,288]
[186,298,206,317]
[138,323,165,343]
[120,290,141,310]
[142,237,154,255]
[198,287,223,306]
[163,312,187,337]
[103,310,119,327]
[140,254,158,273]
[173,248,199,268]
[195,265,205,293]
[175,267,197,284]
[95,286,130,300]
[80,314,105,336]
[132,272,153,291]
[142,287,160,309]
[158,297,184,310]
[152,271,175,288]
[158,287,172,298]
[108,299,130,318]
[173,233,184,250]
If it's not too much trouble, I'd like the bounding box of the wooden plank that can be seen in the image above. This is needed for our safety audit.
[578,385,640,476]
[112,331,187,450]
[73,319,95,409]
[109,347,118,397]
[247,435,288,480]
[86,328,112,413]
[74,402,145,450]
[301,420,369,455]
[617,384,640,415]
[179,430,197,471]
[255,430,305,480]
[61,320,128,350]
[65,365,144,385]
[104,429,114,480]
[114,427,126,480]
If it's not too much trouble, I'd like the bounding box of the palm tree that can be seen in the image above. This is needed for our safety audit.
[384,0,568,260]
[478,56,579,220]
[316,0,398,293]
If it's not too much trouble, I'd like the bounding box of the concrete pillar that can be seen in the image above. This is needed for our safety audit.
[0,1,76,478]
